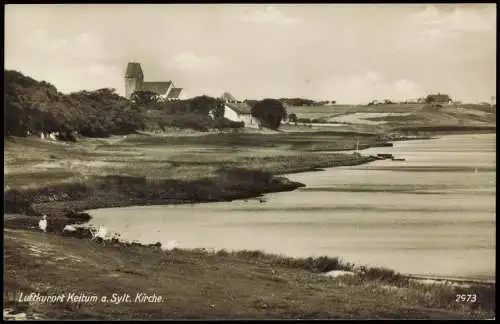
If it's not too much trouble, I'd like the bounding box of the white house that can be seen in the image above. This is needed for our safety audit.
[224,102,260,128]
[220,92,259,128]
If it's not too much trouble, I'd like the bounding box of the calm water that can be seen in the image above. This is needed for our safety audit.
[88,133,496,281]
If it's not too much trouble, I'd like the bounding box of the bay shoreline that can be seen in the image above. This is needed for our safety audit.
[3,130,496,319]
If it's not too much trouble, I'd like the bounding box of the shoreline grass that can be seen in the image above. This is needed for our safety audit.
[3,228,495,319]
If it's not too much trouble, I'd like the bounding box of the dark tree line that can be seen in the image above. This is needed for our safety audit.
[5,70,144,139]
[278,98,335,106]
[132,92,246,132]
[5,70,290,138]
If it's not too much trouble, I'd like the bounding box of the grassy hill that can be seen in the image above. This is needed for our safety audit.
[287,103,496,131]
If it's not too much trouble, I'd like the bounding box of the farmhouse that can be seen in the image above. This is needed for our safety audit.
[425,93,452,104]
[220,92,259,128]
[125,62,182,100]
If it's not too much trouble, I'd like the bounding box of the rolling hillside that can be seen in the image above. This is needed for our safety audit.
[286,103,496,132]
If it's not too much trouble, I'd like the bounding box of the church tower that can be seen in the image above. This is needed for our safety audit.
[124,62,144,99]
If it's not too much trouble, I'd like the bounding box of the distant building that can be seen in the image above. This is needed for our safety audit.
[425,93,452,104]
[220,92,259,128]
[124,62,182,100]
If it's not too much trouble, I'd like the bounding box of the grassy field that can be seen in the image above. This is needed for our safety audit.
[3,228,495,320]
[286,103,496,133]
[4,131,383,189]
[287,103,424,118]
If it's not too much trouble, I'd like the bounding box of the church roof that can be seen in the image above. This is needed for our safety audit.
[125,62,143,78]
[141,81,172,95]
[167,87,182,99]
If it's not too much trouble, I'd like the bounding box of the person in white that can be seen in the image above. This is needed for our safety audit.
[38,215,48,232]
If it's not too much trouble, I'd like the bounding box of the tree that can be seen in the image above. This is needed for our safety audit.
[212,98,225,119]
[251,99,287,130]
[190,95,216,116]
[5,69,148,139]
[330,100,336,105]
[130,90,159,106]
[288,113,298,125]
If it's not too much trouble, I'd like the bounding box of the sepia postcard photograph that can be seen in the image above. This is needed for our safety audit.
[3,3,496,320]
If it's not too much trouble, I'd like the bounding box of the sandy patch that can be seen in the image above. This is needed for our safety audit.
[54,255,82,263]
[3,308,28,321]
[328,112,412,125]
[160,240,180,251]
[409,278,471,288]
[32,160,124,171]
[445,107,488,117]
[27,246,48,258]
[22,241,81,263]
[380,284,409,293]
[3,308,44,321]
[323,270,356,278]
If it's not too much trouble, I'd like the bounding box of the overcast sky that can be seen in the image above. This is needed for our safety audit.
[5,4,496,103]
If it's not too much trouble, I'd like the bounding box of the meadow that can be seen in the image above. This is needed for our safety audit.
[4,227,495,320]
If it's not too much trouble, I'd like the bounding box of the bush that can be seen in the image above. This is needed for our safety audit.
[273,256,343,273]
[252,99,287,130]
[297,118,311,123]
[160,114,211,132]
[4,189,40,216]
[130,90,159,106]
[279,98,316,106]
[190,95,217,115]
[211,117,244,131]
[212,98,225,119]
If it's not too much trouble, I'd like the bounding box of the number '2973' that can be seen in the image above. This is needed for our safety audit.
[456,294,477,303]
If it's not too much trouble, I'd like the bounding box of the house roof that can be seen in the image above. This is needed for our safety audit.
[141,81,173,95]
[125,62,143,79]
[167,87,182,99]
[222,92,237,102]
[226,102,252,115]
[427,93,452,103]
